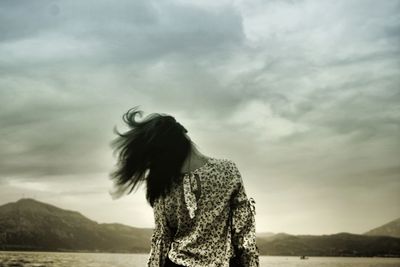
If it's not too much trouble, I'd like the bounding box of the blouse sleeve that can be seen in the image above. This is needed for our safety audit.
[230,162,260,267]
[147,197,173,267]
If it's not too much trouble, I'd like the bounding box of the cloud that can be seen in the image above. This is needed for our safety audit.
[0,0,399,234]
[0,0,244,65]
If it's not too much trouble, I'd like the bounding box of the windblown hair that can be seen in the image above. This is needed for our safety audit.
[110,107,192,206]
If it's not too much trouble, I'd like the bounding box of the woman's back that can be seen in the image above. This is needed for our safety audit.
[148,157,259,267]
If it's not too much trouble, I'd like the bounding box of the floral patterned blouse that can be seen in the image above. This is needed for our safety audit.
[147,157,259,267]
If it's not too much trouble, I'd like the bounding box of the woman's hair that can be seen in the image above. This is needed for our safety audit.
[110,107,192,206]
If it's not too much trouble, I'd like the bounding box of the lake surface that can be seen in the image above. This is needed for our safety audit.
[1,251,399,267]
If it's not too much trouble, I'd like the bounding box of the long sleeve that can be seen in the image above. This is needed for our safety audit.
[147,197,173,267]
[230,162,260,267]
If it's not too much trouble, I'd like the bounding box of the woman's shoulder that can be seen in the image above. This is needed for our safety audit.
[201,157,241,193]
[206,157,240,178]
[207,157,233,168]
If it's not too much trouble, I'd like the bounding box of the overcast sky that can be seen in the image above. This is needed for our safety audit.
[1,0,399,235]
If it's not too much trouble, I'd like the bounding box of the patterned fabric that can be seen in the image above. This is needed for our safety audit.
[147,157,259,267]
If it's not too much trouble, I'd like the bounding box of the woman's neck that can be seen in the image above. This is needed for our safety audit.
[181,145,208,173]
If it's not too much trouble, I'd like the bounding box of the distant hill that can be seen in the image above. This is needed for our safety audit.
[0,198,152,253]
[257,232,400,257]
[364,217,400,238]
[1,198,400,257]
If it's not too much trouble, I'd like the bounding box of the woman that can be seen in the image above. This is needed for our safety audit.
[110,107,259,267]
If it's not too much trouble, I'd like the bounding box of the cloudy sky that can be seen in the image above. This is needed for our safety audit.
[1,0,399,235]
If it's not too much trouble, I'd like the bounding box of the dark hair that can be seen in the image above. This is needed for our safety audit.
[110,107,192,206]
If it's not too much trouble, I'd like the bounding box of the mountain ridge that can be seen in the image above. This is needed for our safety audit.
[1,198,399,257]
[0,198,152,253]
[364,217,400,238]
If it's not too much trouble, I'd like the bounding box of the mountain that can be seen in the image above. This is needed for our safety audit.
[1,198,400,257]
[0,198,152,253]
[364,217,400,238]
[257,232,400,257]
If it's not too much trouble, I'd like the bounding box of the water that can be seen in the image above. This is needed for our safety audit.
[0,251,399,267]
